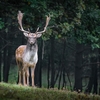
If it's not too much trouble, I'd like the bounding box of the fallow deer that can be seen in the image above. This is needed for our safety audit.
[15,11,50,87]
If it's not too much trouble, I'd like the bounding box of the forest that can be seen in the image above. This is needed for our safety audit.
[0,0,100,95]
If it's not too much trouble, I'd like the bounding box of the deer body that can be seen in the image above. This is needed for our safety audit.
[16,42,38,86]
[15,11,50,87]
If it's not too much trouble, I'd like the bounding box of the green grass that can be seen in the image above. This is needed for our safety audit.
[0,82,69,100]
[0,82,100,100]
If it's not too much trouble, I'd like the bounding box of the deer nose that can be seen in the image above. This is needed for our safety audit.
[30,41,34,44]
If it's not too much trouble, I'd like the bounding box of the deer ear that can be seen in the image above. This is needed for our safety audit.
[23,32,29,37]
[36,34,42,38]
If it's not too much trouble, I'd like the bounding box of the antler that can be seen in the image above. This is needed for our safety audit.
[17,11,50,36]
[17,11,29,33]
[36,15,50,34]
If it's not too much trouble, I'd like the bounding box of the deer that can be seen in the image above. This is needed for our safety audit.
[15,11,50,87]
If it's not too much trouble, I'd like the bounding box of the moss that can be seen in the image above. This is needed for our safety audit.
[0,82,100,100]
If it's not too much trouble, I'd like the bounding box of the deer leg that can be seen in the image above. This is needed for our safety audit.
[18,70,22,85]
[23,67,27,86]
[23,71,26,86]
[17,62,22,85]
[26,68,29,86]
[31,67,35,87]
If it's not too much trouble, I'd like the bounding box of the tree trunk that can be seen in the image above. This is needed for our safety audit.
[93,63,97,94]
[38,39,43,87]
[0,30,3,82]
[61,39,66,89]
[74,43,83,92]
[47,54,50,88]
[85,57,98,94]
[34,39,43,87]
[4,46,12,82]
[98,49,100,95]
[50,36,55,88]
[58,66,62,89]
[66,71,72,91]
[3,44,7,82]
[3,29,11,82]
[0,50,2,82]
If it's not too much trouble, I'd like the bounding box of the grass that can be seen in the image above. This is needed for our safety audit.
[0,82,100,100]
[0,82,68,100]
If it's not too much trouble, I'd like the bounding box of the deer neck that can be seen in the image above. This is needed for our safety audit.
[26,41,38,51]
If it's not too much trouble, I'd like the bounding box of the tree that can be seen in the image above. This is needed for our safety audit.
[73,43,83,92]
[85,57,98,94]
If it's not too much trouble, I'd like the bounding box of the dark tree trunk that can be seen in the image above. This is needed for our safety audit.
[50,36,55,88]
[66,71,72,91]
[3,30,7,82]
[0,50,2,82]
[53,61,60,86]
[62,68,66,89]
[74,43,83,92]
[93,64,97,94]
[3,44,7,82]
[4,46,12,82]
[3,43,11,82]
[58,39,67,89]
[85,57,98,94]
[61,39,66,89]
[58,66,62,89]
[2,29,12,82]
[98,49,100,95]
[38,39,43,87]
[47,54,50,88]
[34,39,43,87]
[0,30,3,82]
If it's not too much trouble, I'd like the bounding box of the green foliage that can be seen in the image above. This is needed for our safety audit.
[1,0,100,49]
[1,0,100,48]
[0,83,100,100]
[73,3,100,49]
